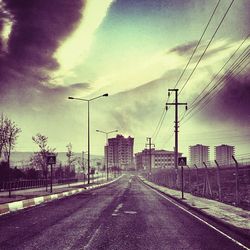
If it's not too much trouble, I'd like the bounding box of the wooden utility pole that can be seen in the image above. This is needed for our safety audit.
[166,89,187,170]
[145,138,155,174]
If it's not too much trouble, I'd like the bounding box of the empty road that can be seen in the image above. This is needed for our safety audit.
[0,175,248,250]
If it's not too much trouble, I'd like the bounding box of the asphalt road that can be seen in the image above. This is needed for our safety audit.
[0,175,248,250]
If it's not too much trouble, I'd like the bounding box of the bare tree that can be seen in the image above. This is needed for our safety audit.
[77,155,85,173]
[31,133,55,178]
[66,143,77,171]
[1,115,21,167]
[0,114,4,158]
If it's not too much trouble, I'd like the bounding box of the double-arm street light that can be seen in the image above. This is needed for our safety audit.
[68,93,108,184]
[96,129,118,181]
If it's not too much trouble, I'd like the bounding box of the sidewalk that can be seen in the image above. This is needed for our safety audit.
[0,175,122,216]
[139,176,250,236]
[0,176,107,204]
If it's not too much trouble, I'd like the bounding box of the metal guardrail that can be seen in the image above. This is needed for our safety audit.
[0,179,48,192]
[0,179,79,192]
[0,172,114,193]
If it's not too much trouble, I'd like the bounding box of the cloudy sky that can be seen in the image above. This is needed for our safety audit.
[0,0,249,159]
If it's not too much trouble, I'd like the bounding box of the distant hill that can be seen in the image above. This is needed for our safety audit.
[9,152,104,167]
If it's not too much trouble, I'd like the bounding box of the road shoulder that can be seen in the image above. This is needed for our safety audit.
[138,176,250,238]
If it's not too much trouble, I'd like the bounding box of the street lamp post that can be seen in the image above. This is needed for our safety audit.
[96,129,118,181]
[68,93,108,184]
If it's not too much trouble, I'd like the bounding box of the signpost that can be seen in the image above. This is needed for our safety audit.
[178,157,187,199]
[46,154,56,193]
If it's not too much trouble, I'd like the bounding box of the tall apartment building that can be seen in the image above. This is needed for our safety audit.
[135,149,182,170]
[215,144,235,166]
[189,144,210,167]
[105,135,134,170]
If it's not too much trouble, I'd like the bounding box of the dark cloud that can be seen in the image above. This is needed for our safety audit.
[169,41,197,56]
[70,83,91,90]
[193,41,232,62]
[169,39,232,62]
[0,0,85,104]
[203,72,250,125]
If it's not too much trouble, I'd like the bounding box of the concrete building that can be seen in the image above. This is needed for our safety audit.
[135,149,182,170]
[215,144,235,166]
[189,144,210,167]
[105,135,134,170]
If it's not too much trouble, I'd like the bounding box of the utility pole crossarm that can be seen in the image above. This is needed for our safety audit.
[166,89,188,171]
[166,103,187,105]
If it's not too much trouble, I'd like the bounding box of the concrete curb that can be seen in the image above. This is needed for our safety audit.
[0,175,123,217]
[139,176,250,239]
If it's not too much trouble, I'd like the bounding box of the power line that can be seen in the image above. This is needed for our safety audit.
[192,47,249,108]
[160,131,175,149]
[181,49,250,122]
[172,0,222,91]
[181,41,250,124]
[189,35,249,109]
[182,62,250,125]
[167,0,222,109]
[181,134,250,142]
[152,109,166,139]
[181,59,250,125]
[152,0,228,142]
[166,89,187,169]
[153,111,167,142]
[178,0,235,96]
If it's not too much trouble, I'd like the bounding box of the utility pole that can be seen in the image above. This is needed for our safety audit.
[50,163,53,193]
[166,89,187,171]
[82,151,86,184]
[87,100,90,184]
[145,137,155,174]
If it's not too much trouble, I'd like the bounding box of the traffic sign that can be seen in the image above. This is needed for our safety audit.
[178,157,187,166]
[46,154,56,165]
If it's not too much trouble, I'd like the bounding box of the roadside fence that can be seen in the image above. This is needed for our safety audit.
[143,157,250,210]
[0,178,79,192]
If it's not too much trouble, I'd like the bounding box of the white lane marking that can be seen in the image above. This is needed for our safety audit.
[112,213,118,216]
[114,203,123,213]
[84,224,102,249]
[124,211,137,215]
[144,182,250,250]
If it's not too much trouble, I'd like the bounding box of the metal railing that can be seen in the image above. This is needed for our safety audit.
[0,178,79,192]
[143,158,250,210]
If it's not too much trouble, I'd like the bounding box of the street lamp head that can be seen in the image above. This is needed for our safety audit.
[68,96,74,100]
[103,93,108,97]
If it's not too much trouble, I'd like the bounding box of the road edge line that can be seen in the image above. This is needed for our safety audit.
[140,177,250,250]
[0,175,124,217]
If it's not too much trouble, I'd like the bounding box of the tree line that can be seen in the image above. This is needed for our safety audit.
[0,114,81,182]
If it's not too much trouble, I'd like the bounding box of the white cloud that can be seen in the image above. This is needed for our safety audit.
[93,51,186,95]
[0,1,13,52]
[94,39,246,97]
[53,0,115,85]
